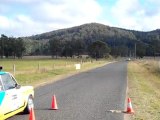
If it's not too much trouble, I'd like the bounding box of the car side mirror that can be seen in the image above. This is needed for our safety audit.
[15,84,21,89]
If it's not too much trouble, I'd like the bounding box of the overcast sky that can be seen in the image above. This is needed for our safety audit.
[0,0,160,37]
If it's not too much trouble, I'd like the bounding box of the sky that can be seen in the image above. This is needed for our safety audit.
[0,0,160,37]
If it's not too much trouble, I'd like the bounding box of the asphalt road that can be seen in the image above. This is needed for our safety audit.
[8,61,127,120]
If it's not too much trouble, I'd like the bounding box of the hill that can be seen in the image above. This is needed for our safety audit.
[27,23,160,42]
[23,23,160,57]
[27,23,136,41]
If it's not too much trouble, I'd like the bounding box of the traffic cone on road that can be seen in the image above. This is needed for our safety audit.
[29,108,35,120]
[125,98,134,114]
[51,95,58,110]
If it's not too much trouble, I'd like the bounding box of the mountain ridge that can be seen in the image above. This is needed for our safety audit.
[25,23,160,40]
[22,23,160,57]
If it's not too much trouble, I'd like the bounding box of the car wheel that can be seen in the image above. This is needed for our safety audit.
[23,95,34,114]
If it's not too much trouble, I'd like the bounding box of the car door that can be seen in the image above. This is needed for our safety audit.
[1,73,23,114]
[0,78,6,115]
[10,74,24,109]
[3,88,17,114]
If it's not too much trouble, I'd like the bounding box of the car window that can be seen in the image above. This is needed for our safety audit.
[0,79,3,91]
[1,73,17,90]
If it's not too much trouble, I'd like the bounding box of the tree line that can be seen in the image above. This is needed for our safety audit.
[1,33,160,59]
[49,38,110,59]
[26,23,160,58]
[0,34,25,58]
[0,34,111,59]
[1,23,160,59]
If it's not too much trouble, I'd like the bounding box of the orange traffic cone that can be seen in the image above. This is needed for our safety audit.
[29,108,36,120]
[51,95,58,110]
[125,98,134,114]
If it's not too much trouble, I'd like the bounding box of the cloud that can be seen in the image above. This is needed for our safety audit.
[111,0,160,31]
[111,0,143,29]
[32,0,102,24]
[0,0,102,36]
[148,0,160,4]
[0,0,41,4]
[0,16,10,29]
[1,0,160,36]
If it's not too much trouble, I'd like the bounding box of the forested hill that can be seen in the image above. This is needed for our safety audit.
[28,23,137,41]
[27,23,160,43]
[24,23,160,57]
[1,23,159,59]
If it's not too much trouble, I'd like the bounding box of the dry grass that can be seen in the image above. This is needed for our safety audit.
[128,60,160,120]
[0,58,110,86]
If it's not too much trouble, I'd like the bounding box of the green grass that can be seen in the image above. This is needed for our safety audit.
[128,60,160,120]
[0,58,110,86]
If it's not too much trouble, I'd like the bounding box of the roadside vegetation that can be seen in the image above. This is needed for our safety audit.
[0,58,111,87]
[128,59,160,120]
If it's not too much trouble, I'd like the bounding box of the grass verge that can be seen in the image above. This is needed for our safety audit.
[128,60,160,120]
[0,58,111,87]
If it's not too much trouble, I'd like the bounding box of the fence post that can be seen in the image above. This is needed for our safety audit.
[13,64,16,75]
[53,64,55,70]
[38,62,40,71]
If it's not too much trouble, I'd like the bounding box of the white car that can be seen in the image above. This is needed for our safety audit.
[0,67,34,120]
[126,58,131,61]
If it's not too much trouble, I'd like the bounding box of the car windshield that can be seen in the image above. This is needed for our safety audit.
[0,79,3,91]
[1,73,17,90]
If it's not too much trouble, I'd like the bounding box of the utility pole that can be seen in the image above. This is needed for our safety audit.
[135,43,136,59]
[129,50,131,58]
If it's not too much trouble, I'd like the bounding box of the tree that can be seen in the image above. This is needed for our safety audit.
[41,42,50,55]
[61,41,74,58]
[88,40,110,59]
[136,42,146,58]
[152,40,160,54]
[0,34,8,58]
[111,45,128,57]
[6,37,16,58]
[15,38,26,58]
[49,39,62,58]
[72,39,85,56]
